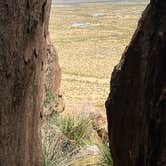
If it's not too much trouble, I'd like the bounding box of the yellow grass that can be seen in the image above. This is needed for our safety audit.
[49,2,148,107]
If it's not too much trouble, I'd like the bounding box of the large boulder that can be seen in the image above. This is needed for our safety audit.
[106,1,166,166]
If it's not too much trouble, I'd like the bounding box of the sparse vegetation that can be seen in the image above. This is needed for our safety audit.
[56,115,92,144]
[42,115,79,166]
[42,113,111,166]
[98,142,113,166]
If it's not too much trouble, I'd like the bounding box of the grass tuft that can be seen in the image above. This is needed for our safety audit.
[98,142,113,166]
[55,115,92,145]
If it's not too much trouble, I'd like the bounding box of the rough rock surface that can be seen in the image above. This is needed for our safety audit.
[43,41,64,116]
[45,43,61,99]
[0,0,52,165]
[106,1,166,166]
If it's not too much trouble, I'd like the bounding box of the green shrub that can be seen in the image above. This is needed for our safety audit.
[42,114,95,166]
[56,115,92,145]
[42,120,79,166]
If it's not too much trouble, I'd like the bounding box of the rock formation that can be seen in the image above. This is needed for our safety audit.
[43,41,64,116]
[0,0,52,165]
[106,0,166,165]
[43,2,64,116]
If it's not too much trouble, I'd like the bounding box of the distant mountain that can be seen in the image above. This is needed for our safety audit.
[52,0,148,4]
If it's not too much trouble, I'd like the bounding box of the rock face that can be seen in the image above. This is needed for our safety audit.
[42,2,63,116]
[45,43,61,99]
[43,41,64,116]
[106,1,166,166]
[0,0,52,165]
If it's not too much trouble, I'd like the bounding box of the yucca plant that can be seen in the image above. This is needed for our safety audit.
[42,121,79,166]
[56,115,92,145]
[59,116,75,138]
[73,117,90,143]
[42,114,96,166]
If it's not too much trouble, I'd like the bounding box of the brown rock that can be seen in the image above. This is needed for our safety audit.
[43,35,65,116]
[106,1,166,166]
[0,0,52,165]
[45,43,61,97]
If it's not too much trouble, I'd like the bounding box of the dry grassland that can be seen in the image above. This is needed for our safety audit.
[49,2,147,108]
